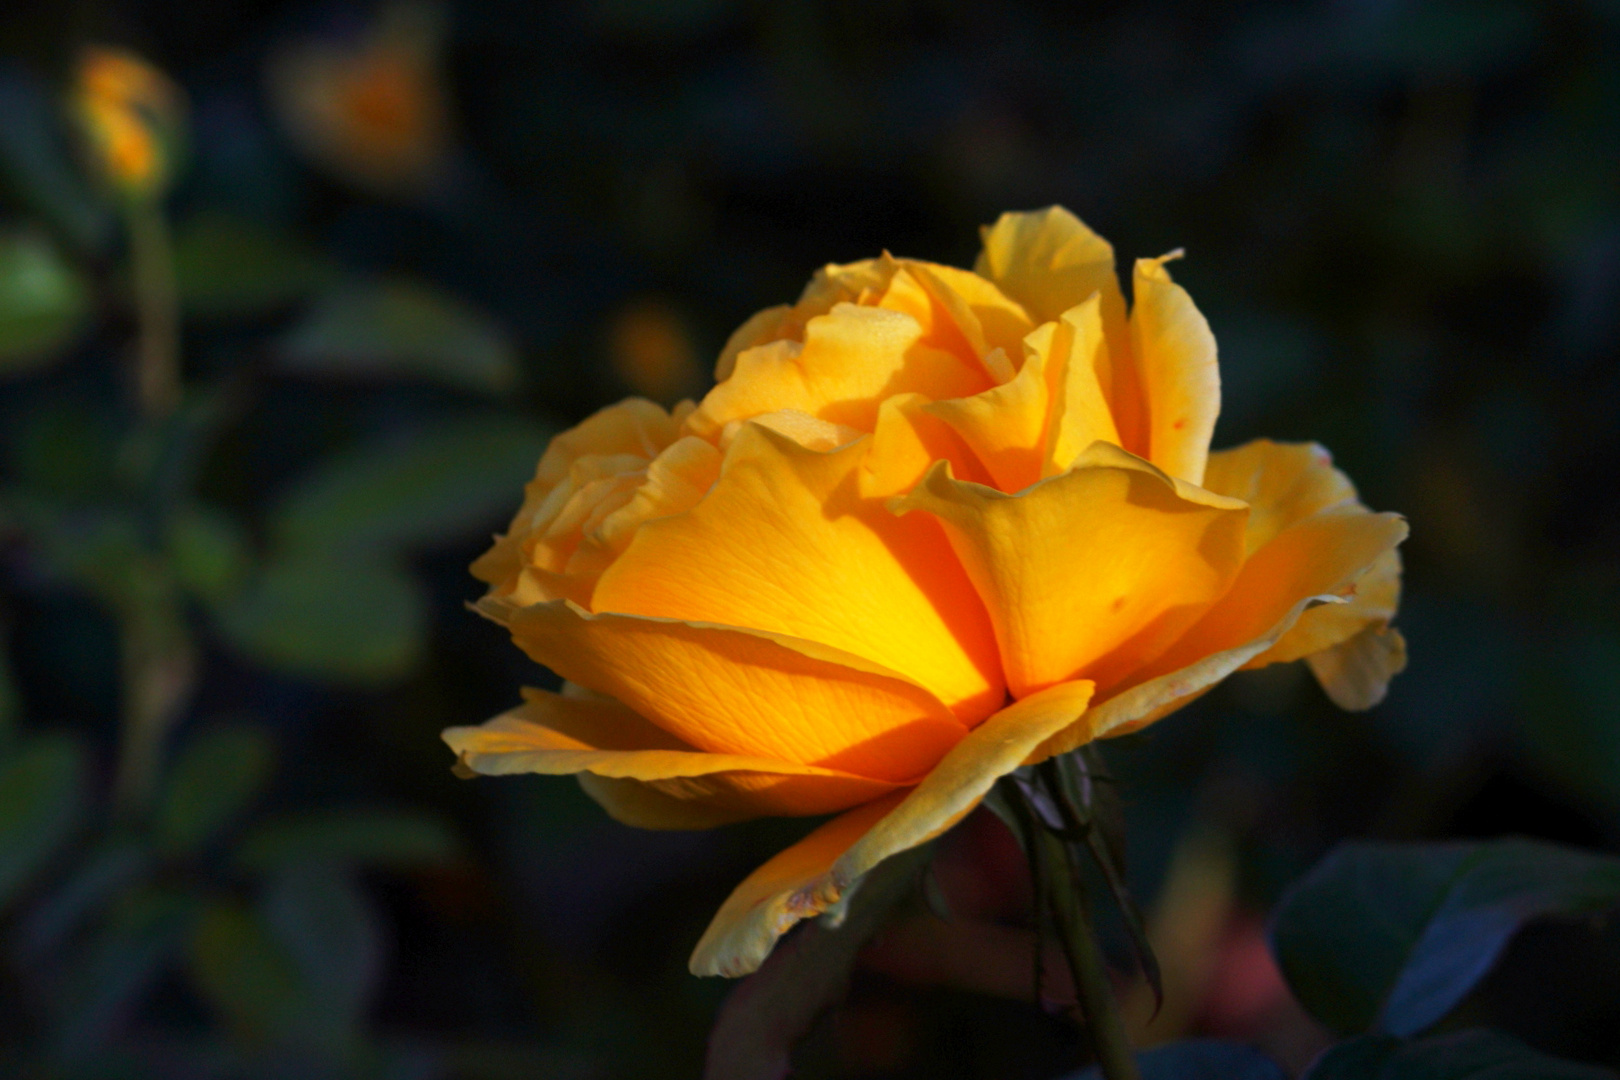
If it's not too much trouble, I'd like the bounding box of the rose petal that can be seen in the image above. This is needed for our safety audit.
[689,302,990,437]
[444,689,900,826]
[893,443,1248,698]
[1130,255,1220,486]
[593,422,1004,722]
[486,598,966,782]
[689,679,1096,977]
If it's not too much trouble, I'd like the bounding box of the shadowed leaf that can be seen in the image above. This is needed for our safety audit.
[0,733,87,911]
[236,809,457,872]
[53,890,198,1060]
[189,901,315,1047]
[280,279,520,395]
[1304,1030,1617,1080]
[1070,1039,1286,1080]
[214,555,426,685]
[172,212,338,318]
[0,65,109,250]
[0,229,91,374]
[263,865,383,1039]
[269,416,551,555]
[1272,839,1620,1037]
[154,722,276,855]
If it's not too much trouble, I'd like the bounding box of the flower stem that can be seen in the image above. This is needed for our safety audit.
[1034,824,1141,1080]
[124,198,180,422]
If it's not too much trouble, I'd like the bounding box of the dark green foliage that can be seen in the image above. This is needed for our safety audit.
[0,228,89,371]
[0,734,87,911]
[1304,1031,1619,1080]
[1273,840,1620,1037]
[1070,1040,1287,1080]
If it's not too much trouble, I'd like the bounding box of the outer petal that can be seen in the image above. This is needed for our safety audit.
[1130,255,1220,486]
[690,679,1096,977]
[486,598,966,782]
[715,303,792,382]
[689,303,990,437]
[444,689,899,826]
[1307,623,1408,711]
[893,443,1248,698]
[1135,507,1409,689]
[1033,506,1402,757]
[1202,440,1357,556]
[1202,440,1406,705]
[593,423,1004,721]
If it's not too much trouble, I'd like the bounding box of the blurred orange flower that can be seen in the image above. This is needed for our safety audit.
[266,2,451,196]
[73,46,186,199]
[606,297,703,403]
[445,207,1407,977]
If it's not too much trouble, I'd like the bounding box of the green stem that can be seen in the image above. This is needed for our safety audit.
[112,596,192,816]
[1035,826,1141,1080]
[124,198,180,422]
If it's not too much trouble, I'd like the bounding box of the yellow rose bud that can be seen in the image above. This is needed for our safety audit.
[444,207,1408,978]
[73,46,186,199]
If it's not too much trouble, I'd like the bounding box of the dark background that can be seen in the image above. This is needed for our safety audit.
[2,1,1618,1077]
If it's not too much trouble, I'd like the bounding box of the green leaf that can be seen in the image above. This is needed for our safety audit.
[172,212,339,319]
[12,841,149,960]
[0,229,91,374]
[1070,1040,1286,1080]
[166,505,252,607]
[262,865,382,1035]
[269,416,550,555]
[0,733,87,911]
[279,279,520,395]
[236,808,457,873]
[52,889,198,1059]
[214,555,426,685]
[1271,839,1620,1037]
[1304,1030,1617,1080]
[153,722,276,855]
[704,844,930,1080]
[189,900,317,1048]
[0,66,110,251]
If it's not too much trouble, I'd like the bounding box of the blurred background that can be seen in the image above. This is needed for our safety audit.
[1,0,1618,1077]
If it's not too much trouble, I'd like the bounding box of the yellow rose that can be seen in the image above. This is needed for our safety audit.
[444,207,1407,977]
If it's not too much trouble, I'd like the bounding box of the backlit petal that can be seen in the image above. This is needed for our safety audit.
[1202,440,1357,557]
[893,444,1248,698]
[1202,439,1404,687]
[1307,624,1408,711]
[444,689,899,826]
[487,598,965,781]
[690,679,1095,977]
[1140,507,1409,685]
[1130,255,1220,485]
[593,423,1004,721]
